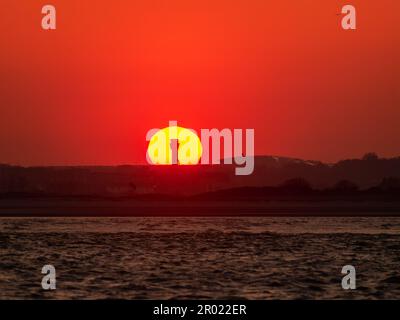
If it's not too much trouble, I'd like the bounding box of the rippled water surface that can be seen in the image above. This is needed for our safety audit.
[1,217,400,299]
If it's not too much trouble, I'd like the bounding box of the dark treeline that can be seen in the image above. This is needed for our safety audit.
[1,177,400,202]
[2,153,400,200]
[190,177,400,201]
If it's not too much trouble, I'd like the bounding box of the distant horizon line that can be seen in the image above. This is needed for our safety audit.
[1,152,398,168]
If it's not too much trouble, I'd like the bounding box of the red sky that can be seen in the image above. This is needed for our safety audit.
[0,0,399,165]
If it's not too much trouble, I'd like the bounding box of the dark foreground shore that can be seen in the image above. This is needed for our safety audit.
[1,198,400,217]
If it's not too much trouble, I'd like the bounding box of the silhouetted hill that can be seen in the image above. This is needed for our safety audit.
[1,154,400,197]
[191,177,400,201]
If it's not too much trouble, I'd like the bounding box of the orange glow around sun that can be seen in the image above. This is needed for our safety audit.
[147,126,203,165]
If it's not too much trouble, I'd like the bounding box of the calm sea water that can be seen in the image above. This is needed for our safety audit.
[1,217,400,299]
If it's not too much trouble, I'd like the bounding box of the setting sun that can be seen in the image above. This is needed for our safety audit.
[147,126,203,165]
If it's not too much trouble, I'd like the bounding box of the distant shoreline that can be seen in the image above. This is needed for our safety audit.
[1,198,400,217]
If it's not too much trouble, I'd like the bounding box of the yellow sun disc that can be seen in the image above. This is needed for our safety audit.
[147,126,203,165]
